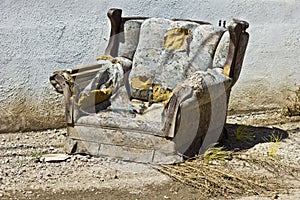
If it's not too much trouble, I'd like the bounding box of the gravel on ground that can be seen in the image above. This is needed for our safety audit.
[0,109,299,199]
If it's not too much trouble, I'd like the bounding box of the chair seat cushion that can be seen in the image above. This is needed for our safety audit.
[76,102,165,136]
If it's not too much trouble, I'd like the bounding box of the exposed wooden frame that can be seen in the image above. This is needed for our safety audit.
[226,19,249,85]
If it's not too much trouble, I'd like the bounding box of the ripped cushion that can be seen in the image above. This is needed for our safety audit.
[129,18,226,102]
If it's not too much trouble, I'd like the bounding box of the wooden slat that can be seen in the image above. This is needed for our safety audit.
[69,63,103,74]
[71,68,103,79]
[54,75,73,125]
[172,18,210,25]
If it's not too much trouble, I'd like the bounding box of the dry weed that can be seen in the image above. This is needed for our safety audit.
[153,152,300,198]
[282,86,300,116]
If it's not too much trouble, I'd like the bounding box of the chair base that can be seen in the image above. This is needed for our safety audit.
[63,122,226,164]
[64,126,183,164]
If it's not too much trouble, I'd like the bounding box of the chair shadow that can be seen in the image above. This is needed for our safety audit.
[219,123,289,151]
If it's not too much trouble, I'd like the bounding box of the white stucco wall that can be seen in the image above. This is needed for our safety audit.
[0,0,299,132]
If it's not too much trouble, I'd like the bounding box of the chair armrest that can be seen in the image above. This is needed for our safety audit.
[50,63,105,93]
[49,72,75,125]
[49,57,133,124]
[224,19,249,86]
[50,57,132,93]
[163,68,231,138]
[175,68,232,104]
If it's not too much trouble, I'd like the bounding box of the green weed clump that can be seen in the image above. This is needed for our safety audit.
[267,132,282,158]
[234,125,254,142]
[203,145,233,164]
[29,149,42,162]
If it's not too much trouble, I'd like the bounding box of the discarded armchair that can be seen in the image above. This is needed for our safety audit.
[50,9,249,163]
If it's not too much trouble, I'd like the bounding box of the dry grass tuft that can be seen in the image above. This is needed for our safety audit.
[282,86,300,117]
[153,151,300,198]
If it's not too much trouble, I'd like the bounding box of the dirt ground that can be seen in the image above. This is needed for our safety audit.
[0,109,299,200]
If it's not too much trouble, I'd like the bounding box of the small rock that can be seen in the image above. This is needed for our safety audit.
[81,157,88,162]
[272,193,279,199]
[46,173,51,177]
[235,117,242,121]
[40,154,70,162]
[42,149,48,153]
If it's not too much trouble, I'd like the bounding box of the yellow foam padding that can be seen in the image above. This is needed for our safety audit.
[78,88,112,109]
[96,55,121,64]
[53,69,67,75]
[223,64,231,77]
[131,76,152,89]
[52,70,75,92]
[52,70,74,83]
[152,85,173,106]
[164,28,191,51]
[63,72,74,83]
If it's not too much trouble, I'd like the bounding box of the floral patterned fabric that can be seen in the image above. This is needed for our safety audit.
[75,18,232,144]
[212,31,230,69]
[77,106,164,136]
[76,57,165,136]
[76,58,125,114]
[129,18,226,101]
[118,20,144,60]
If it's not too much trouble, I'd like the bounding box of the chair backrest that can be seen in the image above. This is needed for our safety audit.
[104,9,249,101]
[128,18,226,101]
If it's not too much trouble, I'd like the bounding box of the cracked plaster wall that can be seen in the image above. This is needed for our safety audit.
[0,0,299,132]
